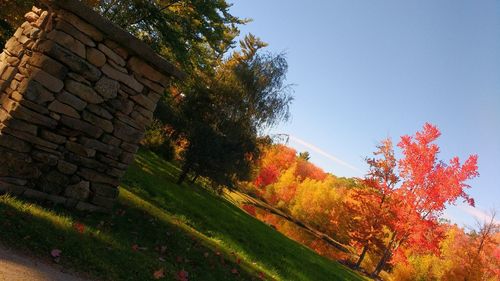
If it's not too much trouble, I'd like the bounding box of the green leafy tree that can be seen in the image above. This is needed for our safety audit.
[174,34,293,188]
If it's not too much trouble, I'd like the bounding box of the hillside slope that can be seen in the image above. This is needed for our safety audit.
[0,150,368,281]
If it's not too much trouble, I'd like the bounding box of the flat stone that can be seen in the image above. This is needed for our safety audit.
[24,188,48,200]
[1,97,19,112]
[64,181,90,200]
[19,99,50,115]
[40,130,66,144]
[0,134,31,153]
[95,76,119,100]
[113,120,144,143]
[48,100,80,118]
[137,76,164,94]
[47,30,86,58]
[56,91,87,111]
[101,134,121,146]
[34,11,50,29]
[58,10,103,41]
[0,181,26,195]
[55,19,96,47]
[107,167,126,178]
[30,67,64,93]
[116,112,144,130]
[65,79,103,104]
[146,91,162,104]
[25,11,39,22]
[75,201,102,212]
[127,56,170,87]
[36,40,101,82]
[79,137,121,157]
[19,80,55,104]
[120,151,135,165]
[96,155,128,170]
[90,183,119,198]
[2,127,58,149]
[57,160,78,175]
[130,94,156,112]
[86,104,112,119]
[78,168,120,186]
[5,38,24,57]
[65,141,96,157]
[67,72,91,86]
[4,119,38,135]
[130,111,152,127]
[102,64,143,93]
[67,154,107,172]
[60,116,103,138]
[46,194,67,205]
[98,43,126,66]
[0,149,40,179]
[11,105,57,128]
[91,195,115,209]
[86,47,106,67]
[108,59,128,73]
[28,52,68,79]
[33,145,63,158]
[81,111,113,133]
[32,150,59,166]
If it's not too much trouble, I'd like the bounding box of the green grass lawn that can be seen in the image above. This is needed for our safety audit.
[0,150,368,281]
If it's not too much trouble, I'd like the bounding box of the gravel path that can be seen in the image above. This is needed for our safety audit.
[0,245,92,281]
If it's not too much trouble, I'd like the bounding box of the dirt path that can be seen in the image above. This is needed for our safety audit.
[0,245,92,281]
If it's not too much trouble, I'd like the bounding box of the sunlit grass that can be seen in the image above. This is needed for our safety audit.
[0,149,368,281]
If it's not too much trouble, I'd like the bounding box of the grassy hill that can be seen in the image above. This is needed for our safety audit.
[0,150,368,281]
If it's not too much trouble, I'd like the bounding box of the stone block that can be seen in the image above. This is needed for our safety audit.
[86,47,106,67]
[36,40,101,82]
[64,181,90,200]
[102,64,143,93]
[81,111,113,133]
[48,100,80,118]
[65,79,103,104]
[57,160,78,175]
[60,116,103,138]
[95,76,119,100]
[55,19,96,47]
[113,120,144,143]
[56,91,87,111]
[78,168,120,186]
[98,43,125,66]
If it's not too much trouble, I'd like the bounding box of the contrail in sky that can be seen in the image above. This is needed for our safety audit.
[458,205,500,224]
[288,135,362,173]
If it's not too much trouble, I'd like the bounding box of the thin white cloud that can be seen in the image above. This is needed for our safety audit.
[458,205,500,224]
[288,135,362,173]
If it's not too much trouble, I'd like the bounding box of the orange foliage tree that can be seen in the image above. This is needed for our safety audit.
[371,123,479,277]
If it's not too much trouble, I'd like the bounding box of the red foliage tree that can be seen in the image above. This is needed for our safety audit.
[371,123,479,277]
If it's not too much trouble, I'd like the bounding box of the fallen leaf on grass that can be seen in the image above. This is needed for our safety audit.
[50,249,62,263]
[153,268,165,279]
[73,222,85,233]
[175,270,189,281]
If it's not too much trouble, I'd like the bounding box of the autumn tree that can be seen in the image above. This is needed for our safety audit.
[371,123,479,277]
[347,138,399,269]
[175,35,293,188]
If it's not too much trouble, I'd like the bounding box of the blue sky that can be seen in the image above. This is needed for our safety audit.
[228,0,500,228]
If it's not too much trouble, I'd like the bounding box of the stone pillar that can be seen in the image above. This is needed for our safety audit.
[0,1,184,211]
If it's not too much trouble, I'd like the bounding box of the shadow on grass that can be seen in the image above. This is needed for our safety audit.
[0,192,257,281]
[121,150,368,281]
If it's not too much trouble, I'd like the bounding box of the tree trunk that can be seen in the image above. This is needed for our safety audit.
[190,174,199,184]
[371,232,397,277]
[354,245,368,269]
[177,165,191,184]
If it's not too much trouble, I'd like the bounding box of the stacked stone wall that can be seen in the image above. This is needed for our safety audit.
[0,4,180,211]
